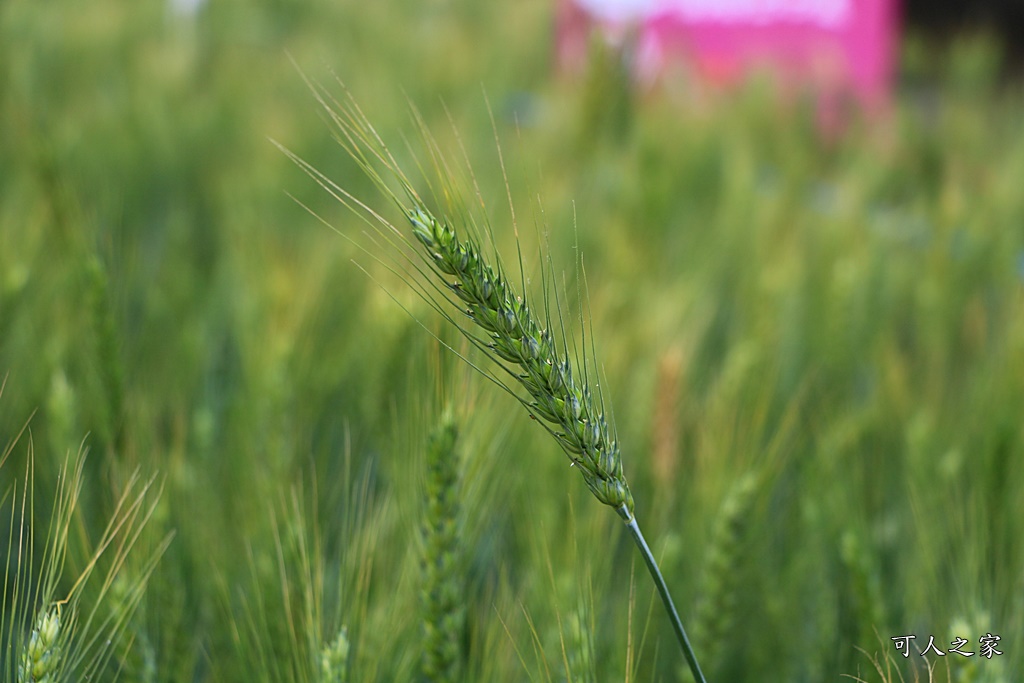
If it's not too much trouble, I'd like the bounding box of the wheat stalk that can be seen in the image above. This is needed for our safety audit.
[280,75,707,683]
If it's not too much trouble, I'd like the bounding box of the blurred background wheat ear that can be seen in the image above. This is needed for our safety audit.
[2,0,1024,681]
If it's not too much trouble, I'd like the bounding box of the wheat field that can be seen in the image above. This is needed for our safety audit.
[2,2,1023,681]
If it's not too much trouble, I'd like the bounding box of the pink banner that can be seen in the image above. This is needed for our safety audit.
[557,0,898,108]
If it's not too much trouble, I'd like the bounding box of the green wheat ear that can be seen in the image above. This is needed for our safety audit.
[406,207,633,514]
[85,253,126,454]
[19,606,63,683]
[320,626,350,683]
[278,103,633,517]
[563,603,596,683]
[280,76,707,683]
[690,472,761,679]
[2,374,167,683]
[419,413,466,683]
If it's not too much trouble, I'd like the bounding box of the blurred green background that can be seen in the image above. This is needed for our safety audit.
[2,1,1023,681]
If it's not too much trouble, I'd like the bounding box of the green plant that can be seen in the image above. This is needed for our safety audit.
[320,626,350,683]
[1,407,168,682]
[419,413,466,683]
[689,472,760,680]
[280,81,708,683]
[559,602,595,683]
[19,605,63,683]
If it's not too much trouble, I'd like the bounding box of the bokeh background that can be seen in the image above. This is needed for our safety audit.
[2,1,1023,681]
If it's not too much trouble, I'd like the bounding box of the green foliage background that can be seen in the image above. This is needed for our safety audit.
[2,1,1023,681]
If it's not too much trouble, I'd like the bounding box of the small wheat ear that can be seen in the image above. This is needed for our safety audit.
[19,606,63,683]
[419,413,466,683]
[319,626,350,683]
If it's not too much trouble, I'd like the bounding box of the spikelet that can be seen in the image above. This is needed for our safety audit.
[19,606,63,683]
[85,254,126,453]
[563,605,596,683]
[689,472,760,679]
[320,626,350,683]
[545,577,596,683]
[419,414,465,683]
[839,530,886,657]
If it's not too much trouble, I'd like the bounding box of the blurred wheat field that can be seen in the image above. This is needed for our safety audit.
[2,1,1023,682]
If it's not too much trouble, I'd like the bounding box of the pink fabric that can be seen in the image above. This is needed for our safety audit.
[557,0,898,108]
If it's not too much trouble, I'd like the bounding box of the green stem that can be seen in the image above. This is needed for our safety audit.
[618,505,708,683]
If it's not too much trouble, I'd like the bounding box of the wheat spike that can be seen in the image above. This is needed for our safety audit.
[276,76,633,517]
[19,606,63,683]
[320,626,350,683]
[407,207,633,515]
[419,414,465,683]
[689,472,760,679]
